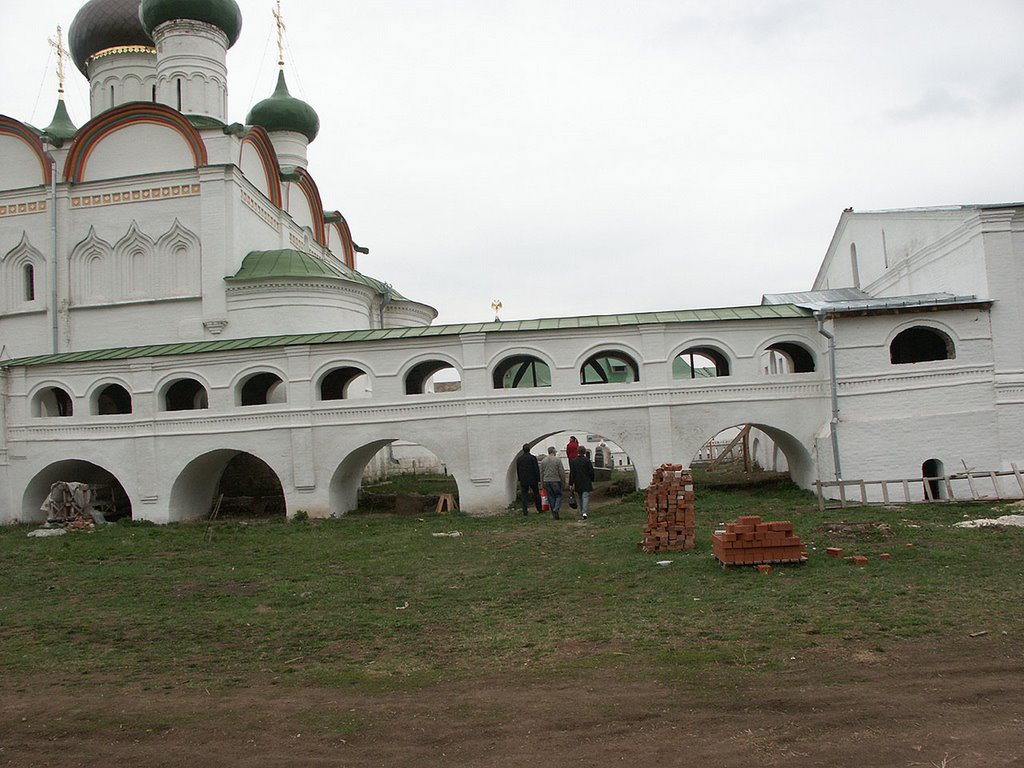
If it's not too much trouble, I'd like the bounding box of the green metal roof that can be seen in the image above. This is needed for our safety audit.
[42,98,78,144]
[1,304,812,369]
[226,249,407,300]
[246,70,320,143]
[228,249,345,281]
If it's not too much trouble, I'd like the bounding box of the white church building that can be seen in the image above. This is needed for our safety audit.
[0,0,1022,523]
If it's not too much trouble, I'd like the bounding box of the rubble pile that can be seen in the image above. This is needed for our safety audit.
[639,464,695,553]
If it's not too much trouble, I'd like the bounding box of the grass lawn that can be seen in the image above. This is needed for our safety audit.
[2,482,1021,695]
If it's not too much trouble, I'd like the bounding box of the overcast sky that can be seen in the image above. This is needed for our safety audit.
[5,1,1024,325]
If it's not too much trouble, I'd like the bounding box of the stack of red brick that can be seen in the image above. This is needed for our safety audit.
[639,464,695,553]
[711,515,807,566]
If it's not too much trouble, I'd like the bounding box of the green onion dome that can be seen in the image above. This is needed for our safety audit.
[43,99,79,144]
[138,0,242,48]
[246,70,320,143]
[69,0,154,76]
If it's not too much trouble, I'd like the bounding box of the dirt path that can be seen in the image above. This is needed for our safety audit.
[3,636,1022,767]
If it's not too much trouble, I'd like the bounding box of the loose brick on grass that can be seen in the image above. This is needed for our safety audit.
[639,464,696,553]
[712,515,807,567]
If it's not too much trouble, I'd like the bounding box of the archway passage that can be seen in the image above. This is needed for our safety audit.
[505,430,637,513]
[22,460,132,523]
[214,454,286,519]
[691,424,801,488]
[331,439,459,517]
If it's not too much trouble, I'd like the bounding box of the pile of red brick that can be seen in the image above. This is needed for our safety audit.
[711,515,807,566]
[639,464,695,553]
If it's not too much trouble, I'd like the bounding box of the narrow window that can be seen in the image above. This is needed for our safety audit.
[110,85,115,108]
[23,263,35,301]
[850,243,860,289]
[176,79,182,111]
[152,85,157,102]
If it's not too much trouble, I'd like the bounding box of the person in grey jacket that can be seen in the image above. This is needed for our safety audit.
[539,446,565,519]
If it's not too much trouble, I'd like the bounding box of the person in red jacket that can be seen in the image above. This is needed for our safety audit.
[566,435,580,460]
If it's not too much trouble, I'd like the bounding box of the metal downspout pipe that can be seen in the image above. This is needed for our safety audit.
[815,310,842,480]
[47,151,58,354]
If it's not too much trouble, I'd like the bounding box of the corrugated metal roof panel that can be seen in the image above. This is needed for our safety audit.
[1,303,819,368]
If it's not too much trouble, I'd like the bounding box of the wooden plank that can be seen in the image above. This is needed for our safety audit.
[989,471,1001,500]
[1013,463,1024,496]
[902,479,911,503]
[965,472,978,500]
[881,481,890,505]
[859,480,867,504]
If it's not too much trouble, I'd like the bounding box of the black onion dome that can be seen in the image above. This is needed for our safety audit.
[68,0,152,76]
[138,0,242,48]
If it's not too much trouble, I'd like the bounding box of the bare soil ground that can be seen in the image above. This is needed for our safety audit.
[3,636,1022,767]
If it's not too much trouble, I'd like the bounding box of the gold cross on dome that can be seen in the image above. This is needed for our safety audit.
[48,25,69,95]
[273,0,286,67]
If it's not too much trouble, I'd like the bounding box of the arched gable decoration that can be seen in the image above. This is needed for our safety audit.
[324,211,356,269]
[0,116,53,186]
[64,102,208,183]
[284,167,326,246]
[239,126,282,207]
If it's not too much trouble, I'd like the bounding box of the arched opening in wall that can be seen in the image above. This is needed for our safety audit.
[330,438,458,516]
[21,460,132,524]
[164,378,209,411]
[691,424,809,489]
[169,450,286,522]
[239,372,286,406]
[761,342,815,374]
[493,355,551,389]
[405,360,462,395]
[95,384,133,415]
[503,430,637,513]
[215,453,286,519]
[891,327,955,364]
[673,346,730,379]
[581,350,639,385]
[319,366,371,401]
[922,458,945,501]
[33,386,74,417]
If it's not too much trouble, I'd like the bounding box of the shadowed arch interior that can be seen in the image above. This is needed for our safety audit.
[891,327,955,364]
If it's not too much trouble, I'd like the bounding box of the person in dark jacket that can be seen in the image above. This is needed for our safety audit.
[569,447,595,520]
[515,443,542,515]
